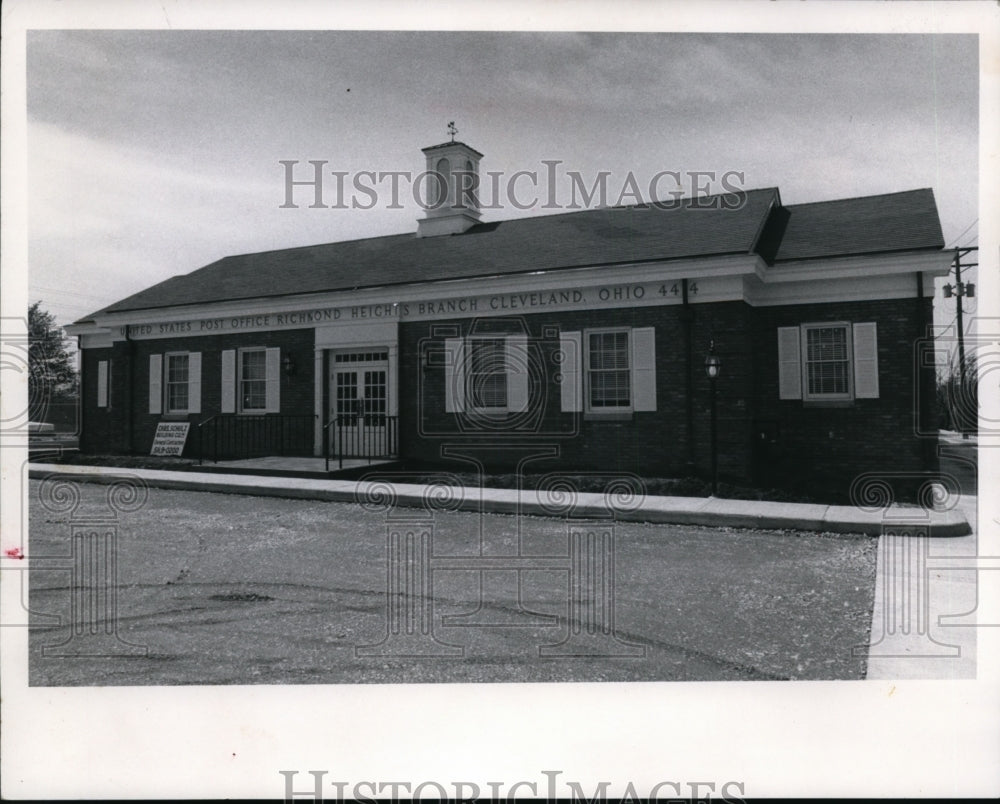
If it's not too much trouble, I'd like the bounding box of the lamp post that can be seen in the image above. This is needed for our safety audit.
[705,341,721,496]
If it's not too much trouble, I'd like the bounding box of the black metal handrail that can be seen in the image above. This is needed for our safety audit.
[324,414,399,471]
[197,414,318,464]
[196,415,219,464]
[323,417,336,473]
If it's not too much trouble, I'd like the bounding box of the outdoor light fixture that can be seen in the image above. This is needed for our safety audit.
[705,340,721,496]
[282,354,296,377]
[705,349,721,379]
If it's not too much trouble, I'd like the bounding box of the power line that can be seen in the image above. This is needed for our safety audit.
[30,284,116,303]
[948,218,977,248]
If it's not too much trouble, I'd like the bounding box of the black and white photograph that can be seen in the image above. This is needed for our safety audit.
[2,0,998,799]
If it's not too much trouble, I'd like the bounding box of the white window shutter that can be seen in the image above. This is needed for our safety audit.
[149,354,162,414]
[506,334,529,412]
[444,337,465,413]
[188,352,202,414]
[97,360,108,408]
[777,327,802,400]
[631,327,657,412]
[559,331,582,413]
[265,347,281,413]
[221,350,236,413]
[853,322,879,399]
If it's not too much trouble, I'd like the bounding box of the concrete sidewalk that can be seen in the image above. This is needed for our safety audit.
[27,461,970,537]
[864,493,980,680]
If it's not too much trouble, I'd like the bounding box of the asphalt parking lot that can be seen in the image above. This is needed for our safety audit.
[28,481,877,685]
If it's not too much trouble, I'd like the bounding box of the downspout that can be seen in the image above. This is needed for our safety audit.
[125,327,134,454]
[77,335,85,451]
[683,278,695,473]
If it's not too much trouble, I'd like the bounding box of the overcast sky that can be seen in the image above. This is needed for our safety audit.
[26,30,979,329]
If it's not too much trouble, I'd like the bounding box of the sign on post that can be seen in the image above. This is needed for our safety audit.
[150,422,190,456]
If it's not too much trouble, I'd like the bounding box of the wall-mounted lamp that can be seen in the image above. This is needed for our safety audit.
[282,354,296,377]
[705,340,721,496]
[705,348,722,380]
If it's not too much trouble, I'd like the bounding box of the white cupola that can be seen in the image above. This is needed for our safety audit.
[416,124,483,237]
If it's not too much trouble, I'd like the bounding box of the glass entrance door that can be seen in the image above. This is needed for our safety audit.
[331,353,390,457]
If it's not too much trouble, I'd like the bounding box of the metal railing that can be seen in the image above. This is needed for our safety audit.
[324,414,399,471]
[197,414,318,464]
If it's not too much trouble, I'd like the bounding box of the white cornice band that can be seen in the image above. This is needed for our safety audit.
[66,249,951,343]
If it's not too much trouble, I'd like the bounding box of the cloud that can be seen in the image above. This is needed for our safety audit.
[27,120,291,320]
[24,31,979,328]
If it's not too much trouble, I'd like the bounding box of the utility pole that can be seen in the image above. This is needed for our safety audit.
[943,246,978,438]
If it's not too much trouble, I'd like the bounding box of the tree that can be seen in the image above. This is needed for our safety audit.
[936,350,978,434]
[29,301,78,403]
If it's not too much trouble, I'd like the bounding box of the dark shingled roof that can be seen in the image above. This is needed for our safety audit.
[773,188,944,261]
[80,186,944,320]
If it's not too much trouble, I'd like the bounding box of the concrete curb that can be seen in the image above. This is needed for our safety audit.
[27,463,972,537]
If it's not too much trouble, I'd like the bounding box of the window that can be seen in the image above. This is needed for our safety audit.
[558,327,656,414]
[803,324,850,399]
[468,338,508,410]
[221,347,279,414]
[334,351,388,363]
[443,335,528,414]
[240,349,267,411]
[777,322,879,402]
[149,352,201,415]
[586,330,631,410]
[165,353,190,412]
[432,157,451,208]
[363,369,388,424]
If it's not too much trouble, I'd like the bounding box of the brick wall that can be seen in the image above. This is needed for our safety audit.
[78,293,936,501]
[398,301,756,480]
[399,295,933,499]
[750,295,937,500]
[79,329,315,457]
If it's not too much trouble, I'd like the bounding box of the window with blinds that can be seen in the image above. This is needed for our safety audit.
[165,353,190,412]
[804,325,850,398]
[468,337,508,410]
[777,322,878,402]
[240,348,268,411]
[587,330,631,409]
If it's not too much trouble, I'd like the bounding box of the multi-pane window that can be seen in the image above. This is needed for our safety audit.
[334,351,389,363]
[468,338,508,410]
[335,371,359,423]
[804,325,850,398]
[165,354,190,412]
[587,330,631,409]
[364,370,388,424]
[240,349,267,411]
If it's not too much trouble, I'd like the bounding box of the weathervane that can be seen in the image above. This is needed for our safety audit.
[447,121,457,142]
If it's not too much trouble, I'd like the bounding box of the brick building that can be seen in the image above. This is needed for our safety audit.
[66,138,952,500]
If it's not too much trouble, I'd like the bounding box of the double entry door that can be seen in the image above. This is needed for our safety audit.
[330,352,391,457]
